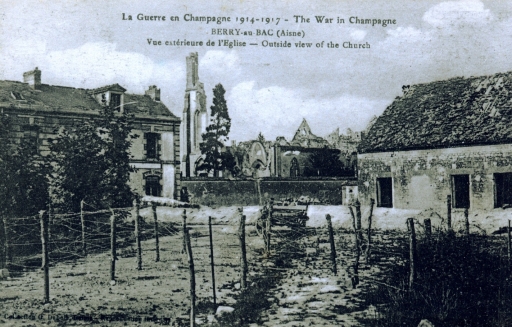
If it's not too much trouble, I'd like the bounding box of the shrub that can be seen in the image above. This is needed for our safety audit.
[367,232,512,326]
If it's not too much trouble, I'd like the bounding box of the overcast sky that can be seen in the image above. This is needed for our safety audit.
[1,0,512,142]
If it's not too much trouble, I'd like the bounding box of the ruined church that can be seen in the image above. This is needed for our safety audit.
[180,52,208,177]
[228,119,358,178]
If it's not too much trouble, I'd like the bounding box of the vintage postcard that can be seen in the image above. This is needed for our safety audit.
[1,0,512,326]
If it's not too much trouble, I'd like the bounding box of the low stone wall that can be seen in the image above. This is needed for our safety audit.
[180,178,357,206]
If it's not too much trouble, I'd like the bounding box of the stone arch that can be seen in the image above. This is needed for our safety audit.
[249,141,267,168]
[290,157,300,177]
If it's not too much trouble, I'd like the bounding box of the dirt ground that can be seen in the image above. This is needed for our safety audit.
[1,220,262,326]
[0,205,441,326]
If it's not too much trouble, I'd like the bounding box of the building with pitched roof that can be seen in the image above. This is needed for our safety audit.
[358,72,512,210]
[1,67,181,199]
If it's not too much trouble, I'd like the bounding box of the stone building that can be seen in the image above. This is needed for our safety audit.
[358,72,512,211]
[180,52,208,177]
[0,67,181,199]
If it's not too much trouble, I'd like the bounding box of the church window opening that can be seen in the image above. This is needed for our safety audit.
[377,177,393,208]
[195,111,201,149]
[290,157,300,177]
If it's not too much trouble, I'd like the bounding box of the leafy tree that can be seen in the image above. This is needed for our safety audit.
[221,151,240,177]
[6,140,50,216]
[303,147,344,177]
[199,83,231,176]
[49,105,137,212]
[0,113,50,217]
[0,114,12,214]
[96,104,138,208]
[49,122,105,212]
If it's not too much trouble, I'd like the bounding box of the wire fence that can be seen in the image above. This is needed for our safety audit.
[2,197,511,326]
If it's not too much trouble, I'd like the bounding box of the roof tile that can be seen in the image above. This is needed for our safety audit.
[359,72,512,153]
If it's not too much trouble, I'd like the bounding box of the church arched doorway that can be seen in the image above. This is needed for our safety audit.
[290,157,299,177]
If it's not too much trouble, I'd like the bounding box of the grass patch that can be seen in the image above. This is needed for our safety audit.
[364,231,512,326]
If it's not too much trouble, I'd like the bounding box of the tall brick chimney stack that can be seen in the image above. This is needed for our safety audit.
[145,85,161,101]
[23,67,41,90]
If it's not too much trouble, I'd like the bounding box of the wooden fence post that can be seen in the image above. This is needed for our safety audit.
[133,199,142,270]
[355,199,362,231]
[184,228,196,327]
[326,214,337,275]
[349,206,360,288]
[464,208,470,237]
[2,217,9,266]
[152,204,160,262]
[0,217,5,269]
[81,200,86,256]
[366,199,375,264]
[354,200,364,253]
[110,213,117,282]
[424,218,432,243]
[407,218,417,291]
[182,209,187,255]
[47,203,52,242]
[40,210,50,303]
[266,202,272,256]
[261,205,268,243]
[239,208,248,289]
[256,178,262,206]
[508,220,511,274]
[208,216,217,306]
[447,195,452,234]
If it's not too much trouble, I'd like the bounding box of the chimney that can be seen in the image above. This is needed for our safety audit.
[23,67,41,89]
[145,85,161,101]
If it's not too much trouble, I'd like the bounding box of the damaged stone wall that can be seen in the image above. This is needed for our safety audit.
[358,144,512,211]
[181,178,357,206]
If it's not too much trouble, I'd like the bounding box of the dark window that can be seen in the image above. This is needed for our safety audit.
[452,174,470,208]
[144,133,160,159]
[494,173,512,208]
[377,177,393,208]
[11,91,24,100]
[22,125,39,153]
[180,187,189,202]
[145,176,161,196]
[290,157,299,177]
[111,93,121,110]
